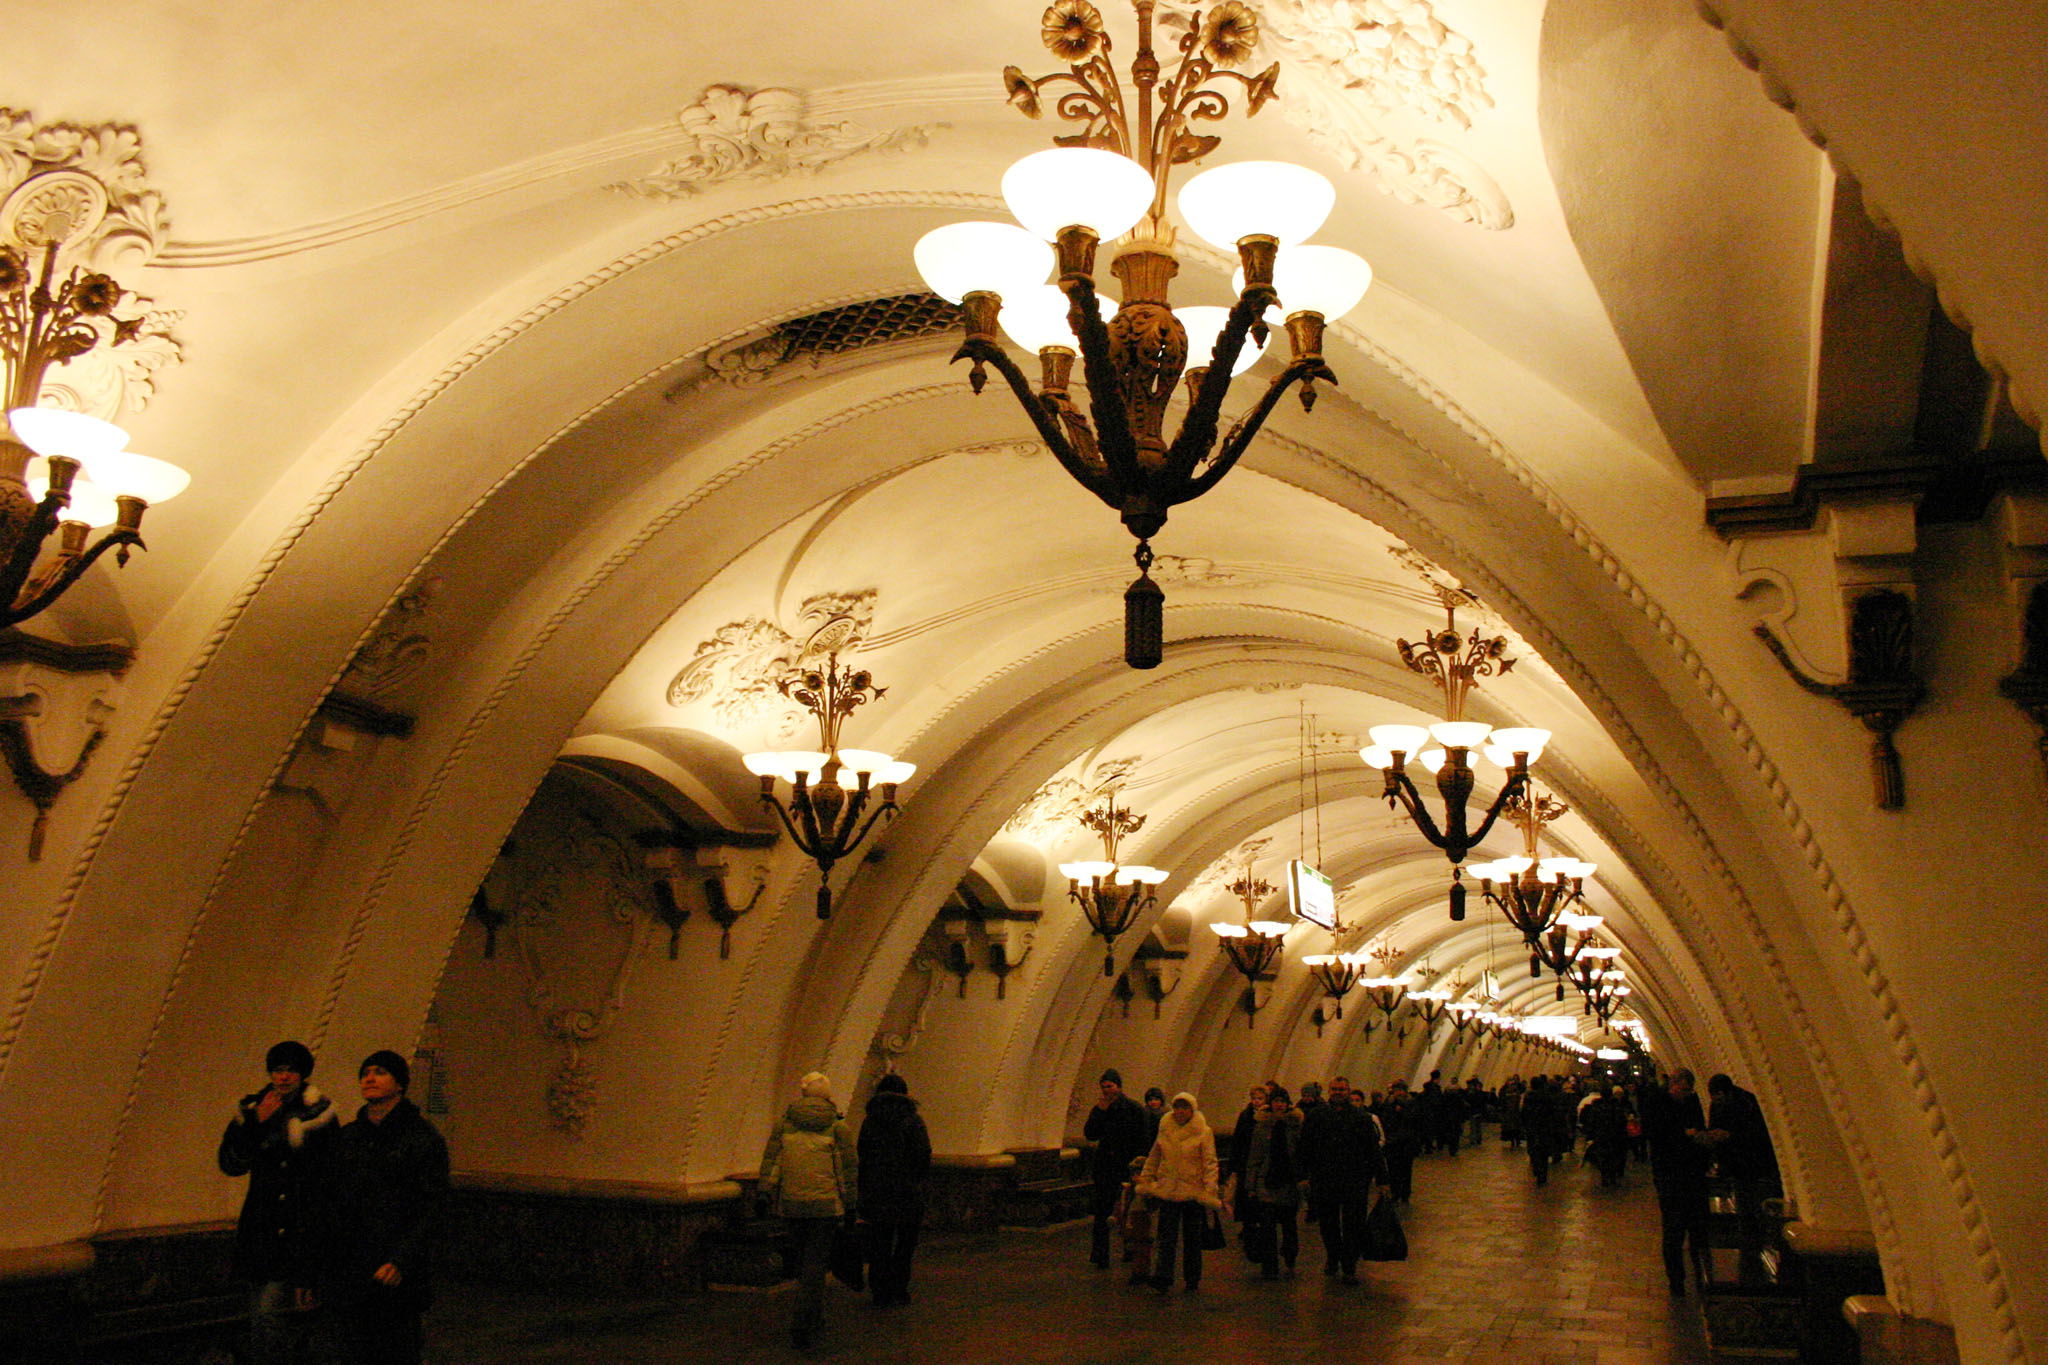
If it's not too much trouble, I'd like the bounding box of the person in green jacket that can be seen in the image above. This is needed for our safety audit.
[758,1071,857,1349]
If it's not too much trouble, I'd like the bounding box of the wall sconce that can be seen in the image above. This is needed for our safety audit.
[641,830,774,959]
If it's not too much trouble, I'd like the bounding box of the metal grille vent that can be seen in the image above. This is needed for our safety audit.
[776,292,960,361]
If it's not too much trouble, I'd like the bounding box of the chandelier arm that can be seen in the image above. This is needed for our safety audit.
[6,528,142,628]
[956,336,1120,506]
[1462,769,1530,850]
[833,795,899,867]
[1385,769,1450,850]
[1062,278,1145,490]
[1159,287,1278,482]
[759,790,822,860]
[1183,356,1335,500]
[0,496,69,619]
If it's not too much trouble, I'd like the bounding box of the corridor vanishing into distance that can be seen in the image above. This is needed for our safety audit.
[427,1142,1712,1364]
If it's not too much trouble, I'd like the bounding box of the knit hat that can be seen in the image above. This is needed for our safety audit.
[875,1073,909,1095]
[1099,1068,1122,1087]
[1143,1086,1166,1104]
[265,1040,314,1076]
[800,1071,833,1099]
[359,1049,411,1091]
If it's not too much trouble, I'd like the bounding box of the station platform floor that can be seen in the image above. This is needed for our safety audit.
[422,1137,1713,1364]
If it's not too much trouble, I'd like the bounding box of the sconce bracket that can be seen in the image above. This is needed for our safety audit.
[0,628,132,858]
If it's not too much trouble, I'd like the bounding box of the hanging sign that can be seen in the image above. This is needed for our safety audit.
[1287,859,1336,930]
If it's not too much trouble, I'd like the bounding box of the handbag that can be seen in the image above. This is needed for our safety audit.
[1201,1207,1228,1251]
[1241,1212,1276,1263]
[828,1216,866,1290]
[1356,1193,1408,1262]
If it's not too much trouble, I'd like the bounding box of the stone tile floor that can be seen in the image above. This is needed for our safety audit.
[425,1140,1713,1363]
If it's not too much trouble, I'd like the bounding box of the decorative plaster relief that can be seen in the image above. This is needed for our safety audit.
[1000,755,1142,844]
[1181,835,1273,902]
[611,85,941,200]
[867,946,942,1072]
[0,108,183,420]
[665,589,877,735]
[1161,1,1513,229]
[341,575,439,699]
[504,810,656,1136]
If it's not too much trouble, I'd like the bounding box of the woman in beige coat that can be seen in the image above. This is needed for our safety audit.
[1135,1091,1221,1291]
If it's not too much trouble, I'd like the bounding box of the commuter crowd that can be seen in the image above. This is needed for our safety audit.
[221,1037,1774,1359]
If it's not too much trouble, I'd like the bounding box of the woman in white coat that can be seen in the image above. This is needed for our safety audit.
[1135,1091,1221,1292]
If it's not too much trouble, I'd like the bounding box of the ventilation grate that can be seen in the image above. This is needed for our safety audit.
[776,292,961,361]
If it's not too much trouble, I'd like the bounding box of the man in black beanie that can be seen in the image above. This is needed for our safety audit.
[312,1049,448,1365]
[1082,1068,1148,1269]
[219,1039,337,1365]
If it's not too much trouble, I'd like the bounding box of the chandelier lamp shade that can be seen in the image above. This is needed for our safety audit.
[1360,591,1547,921]
[742,628,914,920]
[1,242,190,628]
[1468,785,1596,961]
[1061,787,1169,975]
[913,0,1373,669]
[1406,985,1452,1030]
[1212,862,1288,1021]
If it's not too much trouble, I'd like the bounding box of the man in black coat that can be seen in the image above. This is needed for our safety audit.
[856,1073,932,1306]
[1642,1068,1711,1295]
[1706,1073,1779,1284]
[312,1050,449,1365]
[1522,1075,1569,1186]
[1297,1082,1386,1284]
[218,1039,339,1365]
[1081,1069,1149,1269]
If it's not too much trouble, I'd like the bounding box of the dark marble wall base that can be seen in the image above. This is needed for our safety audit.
[443,1174,743,1292]
[1781,1223,1885,1365]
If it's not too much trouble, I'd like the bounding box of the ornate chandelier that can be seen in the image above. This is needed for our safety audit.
[1301,947,1367,1020]
[742,622,915,919]
[1360,587,1549,921]
[1060,787,1169,975]
[2,239,189,627]
[1211,858,1288,1021]
[1467,785,1596,960]
[913,0,1372,668]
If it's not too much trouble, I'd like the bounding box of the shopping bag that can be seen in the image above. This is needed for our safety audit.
[1356,1194,1407,1262]
[829,1218,866,1290]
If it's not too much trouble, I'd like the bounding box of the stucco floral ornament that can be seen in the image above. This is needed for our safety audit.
[613,85,939,199]
[1043,0,1109,60]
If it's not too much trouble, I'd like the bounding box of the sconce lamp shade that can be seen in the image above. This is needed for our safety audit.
[1430,721,1493,750]
[742,750,829,783]
[1237,243,1373,322]
[9,408,130,461]
[913,221,1054,304]
[1175,305,1268,376]
[1368,723,1431,755]
[998,283,1103,354]
[1061,859,1116,881]
[1001,147,1154,242]
[87,450,190,505]
[1484,727,1551,764]
[1116,865,1168,886]
[1176,161,1335,248]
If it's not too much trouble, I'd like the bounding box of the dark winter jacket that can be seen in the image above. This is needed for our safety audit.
[1642,1086,1709,1186]
[217,1083,339,1285]
[1707,1083,1776,1183]
[856,1090,932,1221]
[1082,1094,1149,1189]
[1373,1092,1420,1156]
[1243,1108,1303,1209]
[1297,1100,1385,1196]
[316,1098,450,1311]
